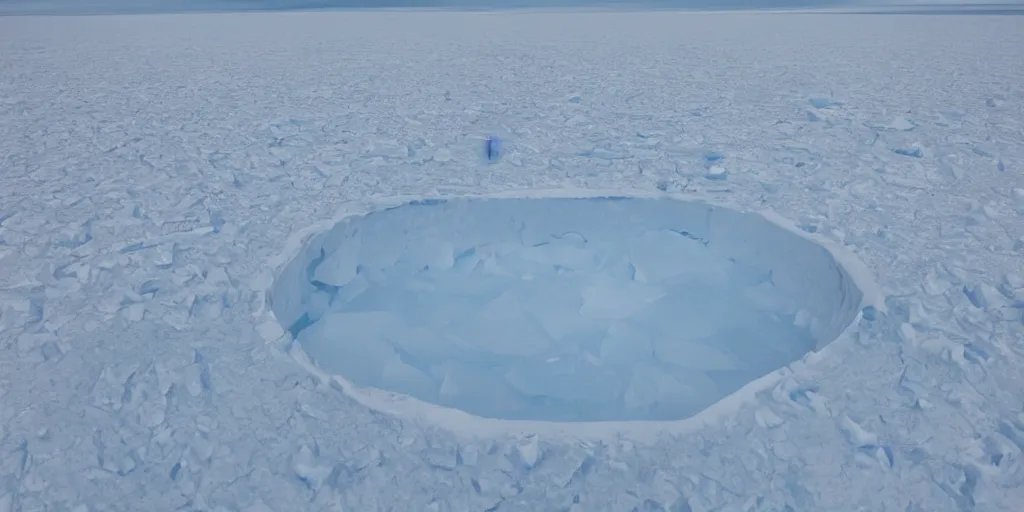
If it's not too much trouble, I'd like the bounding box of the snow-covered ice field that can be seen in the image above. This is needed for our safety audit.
[1,9,1023,512]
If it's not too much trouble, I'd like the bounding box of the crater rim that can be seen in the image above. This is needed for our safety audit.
[267,190,884,438]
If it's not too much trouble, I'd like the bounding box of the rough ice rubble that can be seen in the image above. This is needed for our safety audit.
[271,197,864,422]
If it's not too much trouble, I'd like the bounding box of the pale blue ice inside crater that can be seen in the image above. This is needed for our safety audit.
[271,197,863,422]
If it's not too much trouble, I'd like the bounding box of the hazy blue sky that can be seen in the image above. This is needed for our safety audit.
[0,0,1019,16]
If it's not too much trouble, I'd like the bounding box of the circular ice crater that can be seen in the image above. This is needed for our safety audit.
[271,196,865,423]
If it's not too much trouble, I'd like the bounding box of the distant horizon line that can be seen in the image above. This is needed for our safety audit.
[1,0,1022,17]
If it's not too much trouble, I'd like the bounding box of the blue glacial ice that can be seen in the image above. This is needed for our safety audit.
[271,197,864,422]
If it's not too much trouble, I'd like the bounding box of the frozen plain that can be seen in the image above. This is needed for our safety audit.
[1,9,1024,512]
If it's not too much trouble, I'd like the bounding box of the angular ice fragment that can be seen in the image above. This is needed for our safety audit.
[742,281,799,316]
[598,254,637,281]
[439,369,459,398]
[652,337,742,371]
[623,363,718,418]
[628,229,709,283]
[332,273,370,307]
[357,228,404,270]
[364,139,410,158]
[631,290,725,340]
[390,324,457,361]
[400,237,455,272]
[580,278,664,320]
[297,311,400,387]
[488,249,552,279]
[725,260,773,289]
[381,357,438,402]
[793,309,813,328]
[518,239,599,274]
[888,117,915,131]
[451,247,482,273]
[431,360,533,418]
[461,242,520,277]
[305,290,332,323]
[808,97,834,109]
[599,321,653,366]
[449,290,552,356]
[711,317,815,374]
[436,270,514,298]
[893,147,922,158]
[704,166,728,181]
[339,285,406,313]
[520,283,596,341]
[504,356,619,405]
[516,203,610,248]
[1012,189,1024,212]
[433,147,453,162]
[313,237,361,287]
[513,435,541,470]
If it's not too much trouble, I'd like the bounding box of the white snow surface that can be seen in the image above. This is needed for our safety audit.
[1,10,1023,512]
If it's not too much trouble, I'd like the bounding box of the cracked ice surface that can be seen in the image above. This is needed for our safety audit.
[273,197,864,422]
[1,10,1024,512]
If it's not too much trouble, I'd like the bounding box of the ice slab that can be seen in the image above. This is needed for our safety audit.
[271,197,864,422]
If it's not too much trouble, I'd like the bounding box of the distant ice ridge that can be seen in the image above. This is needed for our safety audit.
[271,197,864,422]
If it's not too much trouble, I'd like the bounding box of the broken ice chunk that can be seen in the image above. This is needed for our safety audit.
[305,290,332,323]
[404,288,503,330]
[357,227,403,270]
[439,369,459,398]
[623,363,718,419]
[711,318,815,377]
[451,246,483,273]
[153,244,175,269]
[339,284,413,314]
[521,283,597,341]
[400,237,455,272]
[597,254,638,281]
[753,313,816,355]
[389,324,458,361]
[332,273,370,308]
[313,237,361,287]
[630,288,725,340]
[652,337,742,371]
[518,238,600,274]
[297,311,400,387]
[725,260,772,289]
[627,229,710,283]
[704,166,728,181]
[888,117,915,131]
[504,356,618,405]
[431,360,533,418]
[580,278,664,320]
[381,357,438,402]
[446,289,552,356]
[598,321,654,366]
[455,242,519,277]
[742,281,798,316]
[793,309,813,328]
